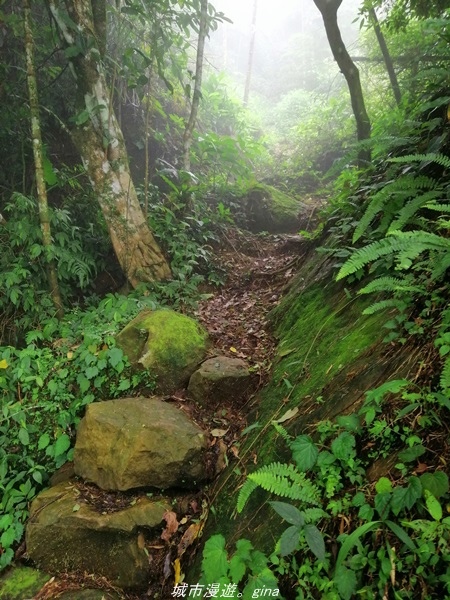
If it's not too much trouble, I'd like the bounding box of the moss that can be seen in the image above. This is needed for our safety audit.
[238,183,303,232]
[0,566,50,600]
[116,308,209,392]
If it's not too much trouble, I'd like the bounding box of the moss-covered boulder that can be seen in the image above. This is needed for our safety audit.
[74,396,208,490]
[0,565,50,600]
[188,356,253,406]
[239,184,305,233]
[116,309,209,393]
[26,482,170,590]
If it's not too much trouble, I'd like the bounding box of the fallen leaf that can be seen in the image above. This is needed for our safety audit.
[274,407,299,423]
[177,521,204,557]
[0,359,8,369]
[211,428,228,437]
[173,558,184,584]
[229,346,237,353]
[161,510,179,542]
[72,504,80,512]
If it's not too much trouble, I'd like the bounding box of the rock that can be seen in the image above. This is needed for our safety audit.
[26,482,169,590]
[239,184,304,233]
[116,309,209,393]
[0,565,50,600]
[74,397,208,491]
[49,461,75,486]
[188,356,253,406]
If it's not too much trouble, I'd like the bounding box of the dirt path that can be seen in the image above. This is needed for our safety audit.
[196,229,304,375]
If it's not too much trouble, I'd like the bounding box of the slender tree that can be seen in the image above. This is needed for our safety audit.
[183,0,209,172]
[23,0,64,318]
[312,0,371,163]
[366,3,402,106]
[46,0,171,288]
[243,0,258,107]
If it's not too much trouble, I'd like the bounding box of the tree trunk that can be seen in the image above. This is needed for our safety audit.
[47,0,171,287]
[24,0,64,318]
[183,0,209,172]
[243,0,258,107]
[367,5,402,106]
[313,0,371,163]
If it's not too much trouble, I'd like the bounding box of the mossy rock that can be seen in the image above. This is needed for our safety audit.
[239,183,305,233]
[116,309,209,393]
[0,565,50,600]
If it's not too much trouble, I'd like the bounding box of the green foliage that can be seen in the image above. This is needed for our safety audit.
[199,535,280,599]
[0,190,107,343]
[0,292,159,568]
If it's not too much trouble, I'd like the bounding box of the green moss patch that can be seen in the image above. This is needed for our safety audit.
[116,308,209,393]
[0,565,50,600]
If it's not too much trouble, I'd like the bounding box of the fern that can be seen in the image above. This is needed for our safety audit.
[338,231,450,280]
[387,190,440,233]
[353,175,437,242]
[362,298,410,316]
[388,153,450,170]
[237,479,259,513]
[271,421,292,443]
[237,463,321,513]
[439,356,450,390]
[359,276,421,295]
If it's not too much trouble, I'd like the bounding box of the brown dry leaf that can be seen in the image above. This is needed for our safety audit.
[414,462,429,474]
[161,510,179,542]
[177,521,204,557]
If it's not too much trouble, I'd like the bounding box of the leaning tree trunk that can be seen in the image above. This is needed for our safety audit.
[183,0,209,172]
[47,0,171,287]
[24,0,64,318]
[367,4,402,106]
[313,0,371,163]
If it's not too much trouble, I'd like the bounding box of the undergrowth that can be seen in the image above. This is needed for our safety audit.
[0,292,159,569]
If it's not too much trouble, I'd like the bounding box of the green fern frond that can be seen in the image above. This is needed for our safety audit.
[353,175,436,242]
[388,153,450,170]
[247,462,321,505]
[338,231,450,281]
[362,299,409,315]
[439,356,450,390]
[337,237,408,280]
[359,276,421,295]
[237,479,259,513]
[271,421,292,443]
[426,203,450,213]
[387,191,440,233]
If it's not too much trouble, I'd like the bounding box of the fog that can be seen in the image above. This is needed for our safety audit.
[207,0,363,103]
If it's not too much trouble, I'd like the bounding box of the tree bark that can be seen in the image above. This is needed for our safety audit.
[47,0,171,287]
[367,5,402,106]
[24,0,64,318]
[313,0,371,163]
[183,0,209,172]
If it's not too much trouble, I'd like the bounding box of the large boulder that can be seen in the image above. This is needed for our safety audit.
[239,184,304,233]
[74,397,208,491]
[26,482,169,590]
[188,356,253,406]
[116,309,209,393]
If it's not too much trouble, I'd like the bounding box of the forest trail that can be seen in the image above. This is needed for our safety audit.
[197,230,305,373]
